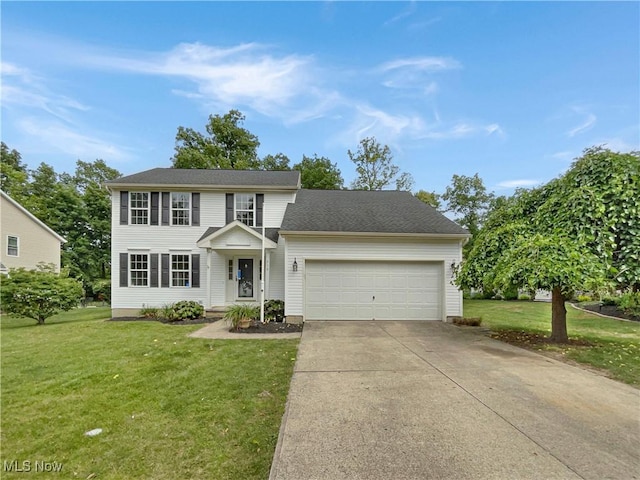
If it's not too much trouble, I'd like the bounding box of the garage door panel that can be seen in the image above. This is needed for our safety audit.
[305,261,442,321]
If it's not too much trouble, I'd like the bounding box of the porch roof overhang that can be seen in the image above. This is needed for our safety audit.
[196,221,278,250]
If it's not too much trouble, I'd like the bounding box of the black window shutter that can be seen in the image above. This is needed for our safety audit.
[150,254,159,287]
[191,254,200,288]
[119,253,128,287]
[150,192,159,225]
[192,193,200,226]
[256,194,264,227]
[120,191,129,225]
[161,254,170,287]
[225,193,234,224]
[161,192,170,225]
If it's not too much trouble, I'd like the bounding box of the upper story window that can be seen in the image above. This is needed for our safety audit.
[130,192,149,225]
[171,193,190,226]
[235,193,255,226]
[7,236,18,256]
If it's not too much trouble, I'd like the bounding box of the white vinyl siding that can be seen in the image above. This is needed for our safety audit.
[283,236,463,320]
[111,190,293,311]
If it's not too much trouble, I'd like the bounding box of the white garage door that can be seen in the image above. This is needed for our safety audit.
[305,261,442,321]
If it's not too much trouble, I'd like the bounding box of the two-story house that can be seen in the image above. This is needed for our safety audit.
[1,190,66,274]
[107,168,470,322]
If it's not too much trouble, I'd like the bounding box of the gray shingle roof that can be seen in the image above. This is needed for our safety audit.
[280,190,469,235]
[106,168,300,189]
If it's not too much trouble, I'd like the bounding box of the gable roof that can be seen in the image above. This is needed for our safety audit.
[197,225,280,244]
[105,168,300,190]
[280,190,469,236]
[0,191,67,243]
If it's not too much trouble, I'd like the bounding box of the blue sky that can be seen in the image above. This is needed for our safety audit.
[2,1,638,195]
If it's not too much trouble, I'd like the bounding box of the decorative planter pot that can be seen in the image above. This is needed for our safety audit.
[239,318,252,329]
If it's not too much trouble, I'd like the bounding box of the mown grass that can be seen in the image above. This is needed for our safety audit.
[465,299,640,386]
[1,308,298,479]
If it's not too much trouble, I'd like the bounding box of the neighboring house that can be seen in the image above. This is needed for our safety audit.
[106,168,470,322]
[0,190,66,273]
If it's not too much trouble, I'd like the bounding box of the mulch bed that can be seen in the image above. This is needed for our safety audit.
[230,321,303,334]
[578,303,639,322]
[490,330,594,349]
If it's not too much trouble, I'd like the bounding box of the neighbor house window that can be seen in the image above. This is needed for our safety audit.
[171,254,190,287]
[235,193,254,226]
[171,192,190,226]
[7,236,18,256]
[130,254,149,286]
[130,192,149,225]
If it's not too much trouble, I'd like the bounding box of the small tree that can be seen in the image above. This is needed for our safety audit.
[348,137,413,191]
[1,266,84,325]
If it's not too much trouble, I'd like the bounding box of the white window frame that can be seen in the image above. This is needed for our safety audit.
[171,192,190,226]
[171,254,191,287]
[235,193,255,226]
[7,235,19,257]
[130,192,149,225]
[130,253,149,287]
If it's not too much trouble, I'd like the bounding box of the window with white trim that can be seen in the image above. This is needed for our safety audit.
[7,236,18,256]
[171,192,190,226]
[130,254,149,286]
[171,254,190,287]
[130,192,149,225]
[235,193,255,226]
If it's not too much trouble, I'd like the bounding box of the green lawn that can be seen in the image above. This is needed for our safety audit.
[1,308,298,479]
[465,299,640,386]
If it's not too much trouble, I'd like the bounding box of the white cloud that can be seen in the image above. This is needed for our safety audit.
[378,56,461,73]
[549,151,574,160]
[563,106,596,137]
[418,122,504,140]
[496,179,541,189]
[17,118,132,162]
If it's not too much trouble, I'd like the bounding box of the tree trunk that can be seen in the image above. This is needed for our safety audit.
[549,287,568,343]
[37,317,45,325]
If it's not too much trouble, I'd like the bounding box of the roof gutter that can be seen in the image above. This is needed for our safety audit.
[278,230,471,240]
[104,183,299,192]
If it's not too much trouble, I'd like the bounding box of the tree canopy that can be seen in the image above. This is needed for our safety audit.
[456,147,640,342]
[440,173,494,238]
[293,154,344,190]
[172,110,262,170]
[348,137,414,191]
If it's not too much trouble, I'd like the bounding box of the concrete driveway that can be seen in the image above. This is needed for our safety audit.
[270,321,640,480]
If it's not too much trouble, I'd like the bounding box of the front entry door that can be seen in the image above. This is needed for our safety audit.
[237,258,254,298]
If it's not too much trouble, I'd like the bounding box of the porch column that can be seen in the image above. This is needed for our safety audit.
[206,248,212,308]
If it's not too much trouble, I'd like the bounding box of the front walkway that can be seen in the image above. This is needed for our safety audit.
[270,321,640,480]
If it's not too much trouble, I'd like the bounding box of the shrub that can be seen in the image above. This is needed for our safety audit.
[618,292,640,318]
[172,301,204,321]
[452,316,482,327]
[576,294,592,303]
[518,294,531,301]
[601,296,619,307]
[139,305,159,319]
[1,267,84,324]
[91,279,111,303]
[160,303,176,321]
[264,299,285,322]
[501,286,519,301]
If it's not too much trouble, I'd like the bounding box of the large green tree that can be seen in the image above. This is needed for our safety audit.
[348,137,414,191]
[173,110,261,170]
[293,154,344,189]
[456,147,640,342]
[0,142,28,202]
[441,173,494,239]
